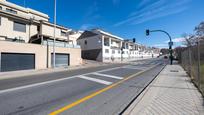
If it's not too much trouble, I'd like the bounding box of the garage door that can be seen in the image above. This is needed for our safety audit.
[51,53,69,67]
[1,53,35,72]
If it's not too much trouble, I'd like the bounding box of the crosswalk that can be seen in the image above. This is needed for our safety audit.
[92,73,123,80]
[78,75,113,85]
[75,62,157,86]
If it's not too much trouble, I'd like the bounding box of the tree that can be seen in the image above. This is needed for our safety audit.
[195,21,204,37]
[182,33,196,46]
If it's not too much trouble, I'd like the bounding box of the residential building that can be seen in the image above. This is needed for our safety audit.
[77,29,123,62]
[77,29,160,62]
[0,0,81,72]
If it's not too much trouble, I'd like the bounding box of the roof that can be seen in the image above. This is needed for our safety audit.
[0,0,49,19]
[77,31,98,40]
[92,29,124,40]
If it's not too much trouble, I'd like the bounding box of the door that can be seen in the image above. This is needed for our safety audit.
[51,53,69,67]
[1,53,35,72]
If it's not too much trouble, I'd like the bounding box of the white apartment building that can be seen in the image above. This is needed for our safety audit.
[77,29,123,62]
[0,0,81,72]
[77,29,158,63]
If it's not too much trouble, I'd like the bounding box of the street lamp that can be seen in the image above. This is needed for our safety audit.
[146,29,173,65]
[53,0,57,68]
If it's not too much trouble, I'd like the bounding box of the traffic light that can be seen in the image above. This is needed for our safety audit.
[146,29,150,36]
[133,38,136,43]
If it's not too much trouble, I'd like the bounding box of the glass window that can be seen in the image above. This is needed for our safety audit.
[0,17,1,26]
[104,37,109,46]
[13,21,26,32]
[112,50,115,54]
[6,8,17,14]
[0,6,2,10]
[84,40,87,45]
[105,49,109,53]
[118,50,120,54]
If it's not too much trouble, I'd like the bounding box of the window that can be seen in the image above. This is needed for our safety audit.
[105,49,109,53]
[112,50,115,54]
[118,50,120,54]
[0,6,2,10]
[104,37,109,46]
[0,17,1,26]
[61,31,67,37]
[6,8,17,14]
[84,40,87,45]
[13,21,26,32]
[37,26,40,32]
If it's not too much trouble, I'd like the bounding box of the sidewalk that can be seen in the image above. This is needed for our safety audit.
[124,64,204,115]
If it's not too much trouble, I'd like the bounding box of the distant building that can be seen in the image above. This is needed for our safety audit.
[77,29,159,62]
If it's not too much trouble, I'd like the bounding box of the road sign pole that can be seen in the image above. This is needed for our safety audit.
[146,29,173,65]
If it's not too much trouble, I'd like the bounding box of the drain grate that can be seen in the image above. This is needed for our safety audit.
[170,70,179,72]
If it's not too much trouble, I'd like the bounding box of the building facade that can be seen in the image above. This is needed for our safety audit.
[0,0,81,72]
[77,29,160,62]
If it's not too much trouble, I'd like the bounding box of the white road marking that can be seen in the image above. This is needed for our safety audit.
[0,76,76,94]
[0,66,124,94]
[0,64,149,94]
[78,75,112,85]
[122,66,146,70]
[92,72,123,80]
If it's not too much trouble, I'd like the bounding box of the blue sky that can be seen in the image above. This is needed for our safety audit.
[8,0,204,48]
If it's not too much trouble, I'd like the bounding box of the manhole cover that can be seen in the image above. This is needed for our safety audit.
[170,70,179,72]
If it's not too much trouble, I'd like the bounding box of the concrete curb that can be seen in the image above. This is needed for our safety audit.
[120,64,167,115]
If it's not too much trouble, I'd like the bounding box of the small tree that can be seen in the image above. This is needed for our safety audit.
[195,21,204,37]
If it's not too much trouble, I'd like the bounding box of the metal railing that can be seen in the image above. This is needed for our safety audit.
[180,38,204,95]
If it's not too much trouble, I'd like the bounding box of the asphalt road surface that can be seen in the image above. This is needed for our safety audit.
[0,58,167,115]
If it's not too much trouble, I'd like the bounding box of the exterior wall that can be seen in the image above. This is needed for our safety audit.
[0,41,47,69]
[102,36,122,62]
[69,32,82,45]
[77,35,102,50]
[47,46,81,67]
[0,0,49,21]
[0,16,36,42]
[29,24,38,38]
[41,23,68,40]
[0,41,81,70]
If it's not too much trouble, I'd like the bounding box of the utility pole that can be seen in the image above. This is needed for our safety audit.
[53,0,56,68]
[146,29,173,65]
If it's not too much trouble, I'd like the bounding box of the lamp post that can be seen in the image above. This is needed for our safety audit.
[146,29,173,65]
[53,0,56,68]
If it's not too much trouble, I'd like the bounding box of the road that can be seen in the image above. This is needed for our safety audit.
[0,58,167,115]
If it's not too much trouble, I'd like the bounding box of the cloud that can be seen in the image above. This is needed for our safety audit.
[165,37,186,43]
[137,0,152,8]
[83,1,101,21]
[114,0,191,27]
[80,24,95,30]
[152,43,168,48]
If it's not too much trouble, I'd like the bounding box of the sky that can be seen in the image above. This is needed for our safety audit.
[8,0,204,48]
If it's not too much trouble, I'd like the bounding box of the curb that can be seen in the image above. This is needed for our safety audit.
[119,63,167,115]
